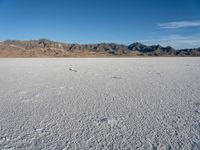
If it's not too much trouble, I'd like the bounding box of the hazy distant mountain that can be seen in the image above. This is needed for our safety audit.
[0,39,199,57]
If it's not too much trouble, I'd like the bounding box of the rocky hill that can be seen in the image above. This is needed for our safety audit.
[0,39,199,57]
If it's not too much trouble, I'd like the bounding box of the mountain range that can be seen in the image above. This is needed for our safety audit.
[0,39,200,57]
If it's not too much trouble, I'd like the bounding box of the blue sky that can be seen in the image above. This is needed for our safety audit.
[0,0,200,48]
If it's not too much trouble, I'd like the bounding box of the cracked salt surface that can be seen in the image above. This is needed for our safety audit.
[0,58,200,150]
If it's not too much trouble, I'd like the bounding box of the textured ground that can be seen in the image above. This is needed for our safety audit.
[0,58,200,150]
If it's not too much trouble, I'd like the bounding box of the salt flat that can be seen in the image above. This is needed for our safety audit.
[0,58,200,150]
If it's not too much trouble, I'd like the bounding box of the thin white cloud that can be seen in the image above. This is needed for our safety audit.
[159,20,200,29]
[141,34,200,49]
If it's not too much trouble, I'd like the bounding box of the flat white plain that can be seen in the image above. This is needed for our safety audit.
[0,58,200,150]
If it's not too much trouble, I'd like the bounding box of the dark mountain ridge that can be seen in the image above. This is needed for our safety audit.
[0,39,200,57]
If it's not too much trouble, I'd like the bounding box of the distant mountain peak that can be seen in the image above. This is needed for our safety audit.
[129,42,145,47]
[39,38,50,42]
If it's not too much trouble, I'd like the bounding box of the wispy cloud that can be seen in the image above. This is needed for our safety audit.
[159,20,200,29]
[141,34,200,49]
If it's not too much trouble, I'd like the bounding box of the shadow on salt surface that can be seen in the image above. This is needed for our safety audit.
[3,147,14,150]
[98,117,118,127]
[193,102,200,114]
[69,64,78,72]
[111,76,122,79]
